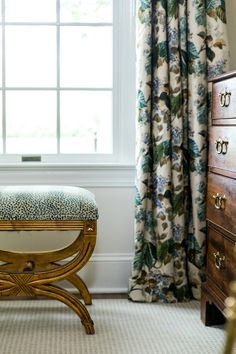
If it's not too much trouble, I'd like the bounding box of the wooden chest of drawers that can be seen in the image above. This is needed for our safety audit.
[201,71,236,325]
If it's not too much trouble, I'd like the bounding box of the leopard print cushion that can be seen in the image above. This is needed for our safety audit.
[0,186,98,221]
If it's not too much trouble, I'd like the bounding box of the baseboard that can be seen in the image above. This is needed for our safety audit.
[61,252,133,294]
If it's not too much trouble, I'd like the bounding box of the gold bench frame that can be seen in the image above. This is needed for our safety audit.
[0,219,96,334]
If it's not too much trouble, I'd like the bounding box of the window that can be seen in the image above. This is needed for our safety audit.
[0,0,135,164]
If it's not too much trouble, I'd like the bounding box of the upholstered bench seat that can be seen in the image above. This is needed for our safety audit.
[0,185,98,334]
[0,185,98,220]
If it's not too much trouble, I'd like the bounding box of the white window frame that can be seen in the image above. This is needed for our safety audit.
[0,0,136,167]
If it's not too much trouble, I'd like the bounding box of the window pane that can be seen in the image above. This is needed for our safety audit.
[60,0,112,23]
[6,91,57,154]
[5,26,56,87]
[60,91,112,153]
[60,26,112,88]
[5,0,56,22]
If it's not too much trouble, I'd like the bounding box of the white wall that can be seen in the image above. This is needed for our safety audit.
[0,165,135,294]
[226,0,236,69]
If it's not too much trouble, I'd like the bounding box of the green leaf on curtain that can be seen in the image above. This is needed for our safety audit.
[135,209,146,223]
[195,9,205,26]
[142,154,153,173]
[173,191,184,216]
[145,53,152,75]
[135,190,142,206]
[171,93,182,116]
[206,47,216,62]
[197,104,207,124]
[158,41,168,59]
[168,0,178,18]
[197,31,206,39]
[153,141,171,164]
[175,286,188,301]
[188,139,201,158]
[157,239,174,263]
[198,130,207,138]
[138,9,145,24]
[156,0,166,9]
[197,181,206,194]
[134,242,157,271]
[133,249,144,272]
[136,230,144,242]
[197,204,206,222]
[164,189,172,200]
[216,6,226,23]
[138,0,151,23]
[138,90,148,109]
[159,92,170,109]
[180,49,187,76]
[187,234,202,266]
[206,0,217,10]
[140,0,151,11]
[157,241,168,262]
[187,41,199,61]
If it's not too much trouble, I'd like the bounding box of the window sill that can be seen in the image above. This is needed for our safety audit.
[0,163,135,187]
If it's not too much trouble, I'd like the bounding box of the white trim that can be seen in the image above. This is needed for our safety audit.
[67,252,133,294]
[69,287,128,294]
[90,253,133,262]
[118,0,136,164]
[0,164,136,187]
[60,252,133,264]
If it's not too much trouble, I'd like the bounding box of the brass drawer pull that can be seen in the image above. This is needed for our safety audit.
[219,89,231,107]
[222,139,229,154]
[212,193,226,209]
[215,138,229,154]
[213,251,225,270]
[225,90,231,107]
[215,138,222,154]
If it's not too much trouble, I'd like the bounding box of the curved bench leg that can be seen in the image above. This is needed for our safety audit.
[34,284,95,334]
[49,262,92,305]
[66,273,92,305]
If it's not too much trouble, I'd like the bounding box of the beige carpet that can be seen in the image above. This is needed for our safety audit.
[0,299,232,354]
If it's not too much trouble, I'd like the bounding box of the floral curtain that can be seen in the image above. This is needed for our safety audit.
[128,0,229,302]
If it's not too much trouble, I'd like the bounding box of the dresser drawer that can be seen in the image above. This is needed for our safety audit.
[207,225,236,296]
[224,235,236,293]
[209,126,236,172]
[207,173,236,234]
[212,77,236,120]
[206,226,225,292]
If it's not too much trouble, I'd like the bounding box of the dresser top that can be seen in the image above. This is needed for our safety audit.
[210,70,236,83]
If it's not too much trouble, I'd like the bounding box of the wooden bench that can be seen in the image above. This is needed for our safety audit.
[0,185,98,334]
